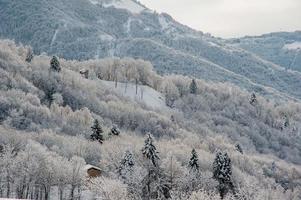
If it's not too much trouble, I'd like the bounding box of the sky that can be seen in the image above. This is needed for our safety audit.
[139,0,301,38]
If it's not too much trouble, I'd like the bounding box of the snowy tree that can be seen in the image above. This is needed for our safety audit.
[44,86,55,107]
[161,79,180,108]
[25,48,34,63]
[188,149,199,173]
[141,167,171,200]
[189,79,197,94]
[87,177,127,200]
[118,150,135,179]
[284,115,290,128]
[90,119,104,144]
[250,93,257,105]
[161,153,185,191]
[213,152,235,199]
[142,134,159,167]
[235,144,243,154]
[141,134,171,199]
[50,56,61,72]
[110,125,120,136]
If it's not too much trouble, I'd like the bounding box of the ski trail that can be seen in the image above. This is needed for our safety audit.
[50,29,59,47]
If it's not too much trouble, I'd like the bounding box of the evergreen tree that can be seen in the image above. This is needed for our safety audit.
[90,119,104,144]
[213,152,235,199]
[284,115,290,128]
[45,87,55,107]
[189,79,197,94]
[250,93,257,105]
[25,48,34,63]
[110,125,120,136]
[235,144,243,154]
[50,56,61,72]
[188,149,199,173]
[118,150,135,179]
[142,134,160,167]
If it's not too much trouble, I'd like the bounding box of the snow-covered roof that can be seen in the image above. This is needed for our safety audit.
[83,164,102,171]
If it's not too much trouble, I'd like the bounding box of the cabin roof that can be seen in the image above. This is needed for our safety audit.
[83,164,101,171]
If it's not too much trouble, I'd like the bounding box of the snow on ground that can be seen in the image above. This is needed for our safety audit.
[283,42,301,50]
[100,80,167,110]
[90,0,145,14]
[159,15,169,30]
[50,29,59,47]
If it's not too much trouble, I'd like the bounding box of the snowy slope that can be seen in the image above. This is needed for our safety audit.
[100,80,167,110]
[283,42,301,50]
[89,0,146,14]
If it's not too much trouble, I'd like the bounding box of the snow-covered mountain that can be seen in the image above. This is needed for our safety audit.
[228,31,301,72]
[1,0,301,101]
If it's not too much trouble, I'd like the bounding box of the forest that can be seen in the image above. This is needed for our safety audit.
[0,39,300,199]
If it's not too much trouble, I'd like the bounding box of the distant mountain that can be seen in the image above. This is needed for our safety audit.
[1,0,301,101]
[227,31,301,72]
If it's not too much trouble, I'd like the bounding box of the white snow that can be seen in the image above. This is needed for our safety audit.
[50,29,59,47]
[88,0,99,5]
[98,33,114,41]
[83,164,102,171]
[159,15,169,30]
[283,42,301,50]
[90,0,145,14]
[100,80,167,110]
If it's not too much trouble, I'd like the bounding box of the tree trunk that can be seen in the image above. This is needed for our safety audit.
[6,171,10,198]
[135,79,138,95]
[59,187,63,200]
[115,76,118,88]
[70,185,76,200]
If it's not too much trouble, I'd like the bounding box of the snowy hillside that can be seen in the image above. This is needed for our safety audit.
[229,31,301,72]
[89,0,146,13]
[1,0,301,101]
[0,39,301,200]
[283,41,301,50]
[100,80,167,110]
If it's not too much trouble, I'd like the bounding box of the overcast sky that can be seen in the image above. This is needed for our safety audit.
[140,0,301,38]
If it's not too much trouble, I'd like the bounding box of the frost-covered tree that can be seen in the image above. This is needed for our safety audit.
[110,125,120,136]
[189,79,197,94]
[141,134,170,199]
[90,119,104,144]
[142,134,159,167]
[188,149,199,173]
[284,115,290,128]
[118,150,135,179]
[213,152,235,199]
[250,93,257,105]
[235,144,243,154]
[44,86,55,107]
[25,48,34,63]
[87,177,127,200]
[50,56,61,72]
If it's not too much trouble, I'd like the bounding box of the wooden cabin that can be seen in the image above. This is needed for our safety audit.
[84,165,102,178]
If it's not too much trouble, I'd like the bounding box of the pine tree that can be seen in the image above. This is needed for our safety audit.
[284,115,290,128]
[118,150,135,179]
[235,144,243,154]
[50,56,61,72]
[25,48,34,63]
[45,87,55,107]
[188,149,199,173]
[189,79,197,94]
[90,119,104,144]
[110,125,120,136]
[142,134,160,167]
[250,93,257,105]
[213,152,235,199]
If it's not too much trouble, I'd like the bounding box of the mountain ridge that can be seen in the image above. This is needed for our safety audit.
[0,0,301,101]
